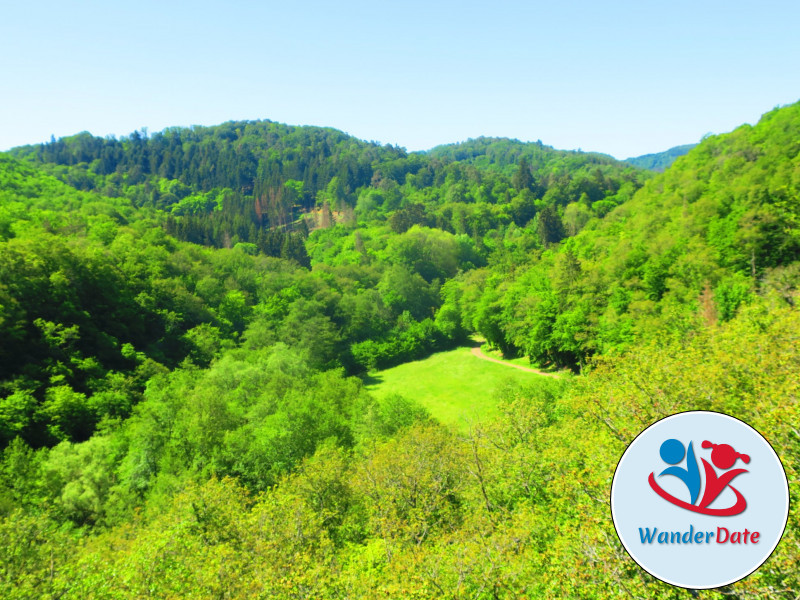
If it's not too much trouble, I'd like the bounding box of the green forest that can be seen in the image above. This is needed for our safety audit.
[624,144,697,172]
[1,102,798,598]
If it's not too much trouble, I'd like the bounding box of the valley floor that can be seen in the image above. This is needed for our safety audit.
[363,343,561,429]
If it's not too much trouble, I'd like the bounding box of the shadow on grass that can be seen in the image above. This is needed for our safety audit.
[360,373,384,387]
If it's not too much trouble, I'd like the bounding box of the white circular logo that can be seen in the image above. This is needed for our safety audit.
[610,411,789,589]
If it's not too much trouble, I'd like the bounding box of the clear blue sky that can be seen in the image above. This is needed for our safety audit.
[1,0,798,158]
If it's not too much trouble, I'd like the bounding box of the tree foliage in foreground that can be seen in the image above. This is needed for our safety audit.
[1,302,797,599]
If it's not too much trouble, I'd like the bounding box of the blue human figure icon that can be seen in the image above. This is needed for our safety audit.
[658,439,701,505]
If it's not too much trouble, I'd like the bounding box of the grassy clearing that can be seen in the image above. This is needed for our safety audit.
[363,345,549,430]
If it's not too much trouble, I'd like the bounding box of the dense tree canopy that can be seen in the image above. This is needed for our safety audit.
[1,102,799,598]
[449,102,800,369]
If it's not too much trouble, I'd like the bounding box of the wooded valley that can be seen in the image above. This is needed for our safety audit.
[1,102,798,599]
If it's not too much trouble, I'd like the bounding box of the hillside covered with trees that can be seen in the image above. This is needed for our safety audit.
[1,102,799,598]
[624,144,697,171]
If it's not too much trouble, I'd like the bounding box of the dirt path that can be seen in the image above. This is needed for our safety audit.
[469,346,560,378]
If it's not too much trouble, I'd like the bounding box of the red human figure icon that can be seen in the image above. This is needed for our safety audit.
[698,441,750,510]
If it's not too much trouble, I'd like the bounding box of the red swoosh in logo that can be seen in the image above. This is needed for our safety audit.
[648,472,747,516]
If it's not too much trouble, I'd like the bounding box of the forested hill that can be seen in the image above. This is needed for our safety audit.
[10,124,635,199]
[9,122,647,248]
[448,101,800,369]
[9,122,406,202]
[624,143,697,171]
[428,136,620,170]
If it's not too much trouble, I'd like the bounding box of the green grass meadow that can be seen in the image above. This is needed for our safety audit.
[363,345,550,430]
